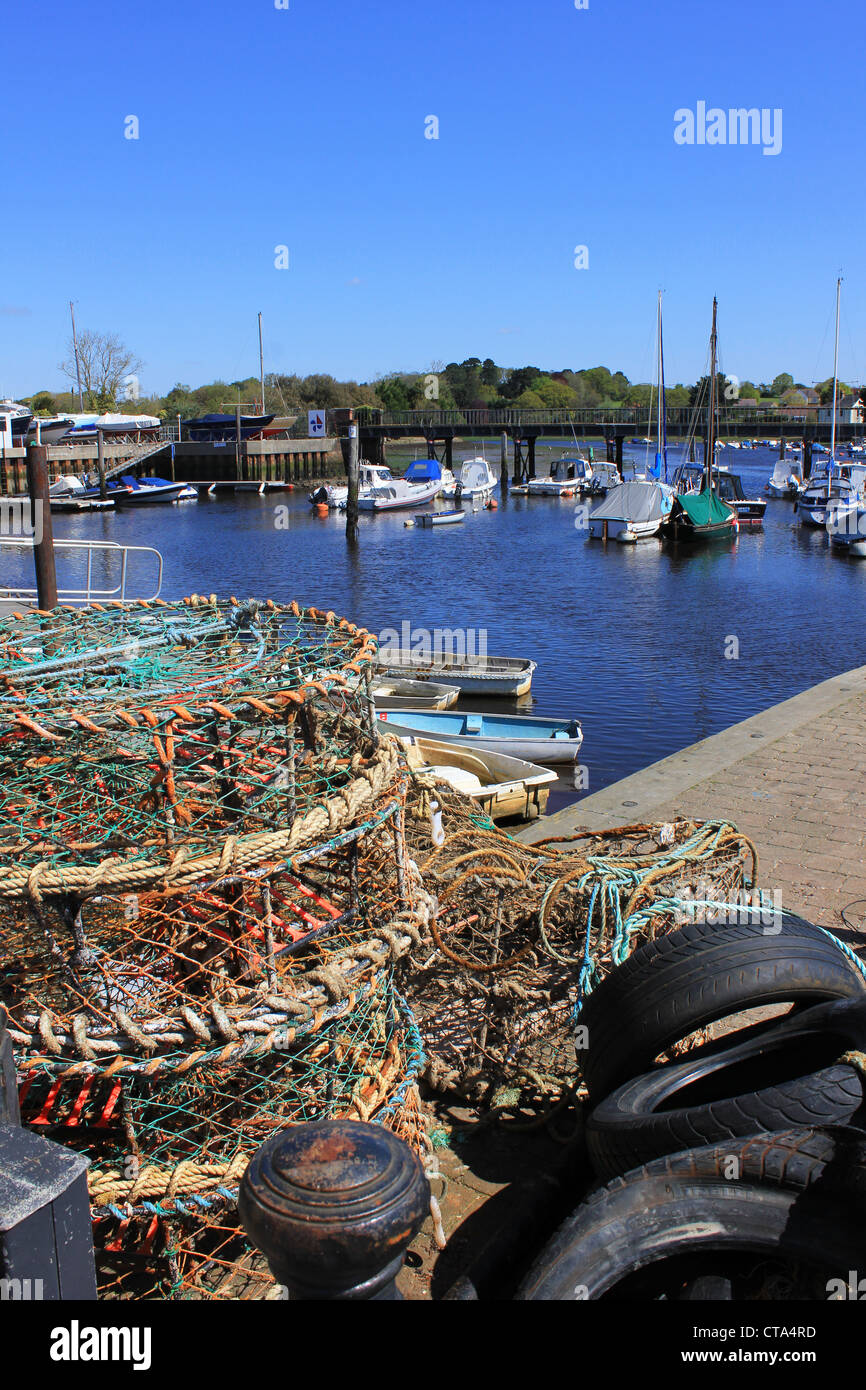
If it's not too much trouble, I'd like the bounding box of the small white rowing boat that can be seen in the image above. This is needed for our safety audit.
[415,510,465,526]
[399,736,557,821]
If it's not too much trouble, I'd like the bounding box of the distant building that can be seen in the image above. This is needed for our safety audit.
[817,394,864,426]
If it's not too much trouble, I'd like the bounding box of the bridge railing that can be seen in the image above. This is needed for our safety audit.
[352,406,837,432]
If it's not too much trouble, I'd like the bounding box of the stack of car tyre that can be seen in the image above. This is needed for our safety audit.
[518,916,866,1300]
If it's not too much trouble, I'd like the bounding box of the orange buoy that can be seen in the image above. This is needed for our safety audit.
[486,498,498,510]
[315,503,329,516]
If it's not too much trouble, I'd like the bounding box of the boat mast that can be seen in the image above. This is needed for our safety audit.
[706,297,718,492]
[658,290,668,482]
[656,292,662,467]
[69,300,84,411]
[258,311,266,415]
[828,275,841,500]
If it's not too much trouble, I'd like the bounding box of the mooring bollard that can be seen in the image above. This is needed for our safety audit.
[239,1119,430,1300]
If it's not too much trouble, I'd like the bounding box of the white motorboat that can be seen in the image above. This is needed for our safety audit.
[356,467,441,511]
[310,464,392,509]
[766,458,801,498]
[588,480,673,542]
[527,454,591,496]
[48,474,115,512]
[398,736,557,821]
[796,463,866,528]
[27,416,75,445]
[440,457,499,502]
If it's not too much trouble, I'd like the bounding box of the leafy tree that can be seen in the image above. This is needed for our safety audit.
[816,377,855,404]
[25,391,57,416]
[771,372,794,396]
[511,388,546,409]
[531,376,577,408]
[499,366,543,400]
[58,329,143,410]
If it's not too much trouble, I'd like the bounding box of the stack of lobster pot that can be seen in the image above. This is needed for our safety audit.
[0,596,429,1299]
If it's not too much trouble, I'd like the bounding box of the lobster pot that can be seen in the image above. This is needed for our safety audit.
[3,789,413,1052]
[0,598,378,722]
[83,983,424,1301]
[402,798,752,1098]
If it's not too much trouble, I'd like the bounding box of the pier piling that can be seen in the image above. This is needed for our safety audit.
[25,441,57,609]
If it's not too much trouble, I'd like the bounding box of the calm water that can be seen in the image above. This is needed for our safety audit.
[27,443,866,815]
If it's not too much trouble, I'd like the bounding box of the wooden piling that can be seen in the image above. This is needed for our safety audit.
[26,442,57,609]
[344,416,359,544]
[500,430,509,493]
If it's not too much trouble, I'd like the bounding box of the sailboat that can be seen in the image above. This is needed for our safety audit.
[661,298,737,543]
[588,293,674,542]
[800,278,866,535]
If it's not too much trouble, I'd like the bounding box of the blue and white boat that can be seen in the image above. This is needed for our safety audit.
[81,474,190,506]
[376,708,583,764]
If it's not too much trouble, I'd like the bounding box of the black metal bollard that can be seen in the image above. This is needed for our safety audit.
[239,1119,430,1300]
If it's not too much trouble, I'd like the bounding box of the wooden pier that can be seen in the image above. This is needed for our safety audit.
[0,437,340,495]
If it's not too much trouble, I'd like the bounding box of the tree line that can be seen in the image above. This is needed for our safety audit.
[20,331,855,424]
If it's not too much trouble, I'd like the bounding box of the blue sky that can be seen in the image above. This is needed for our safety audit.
[2,0,863,398]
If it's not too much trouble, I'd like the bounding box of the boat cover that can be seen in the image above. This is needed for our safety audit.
[589,481,667,523]
[404,458,443,481]
[677,489,735,526]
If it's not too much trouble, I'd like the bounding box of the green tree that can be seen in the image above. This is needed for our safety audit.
[26,391,57,416]
[771,372,794,396]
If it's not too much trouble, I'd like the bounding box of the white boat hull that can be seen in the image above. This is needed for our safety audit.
[378,655,536,697]
[379,721,582,764]
[588,516,661,542]
[398,736,556,821]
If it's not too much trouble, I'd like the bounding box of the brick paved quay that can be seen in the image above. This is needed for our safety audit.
[520,664,866,937]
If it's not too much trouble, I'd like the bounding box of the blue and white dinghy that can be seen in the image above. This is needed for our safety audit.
[376,708,583,764]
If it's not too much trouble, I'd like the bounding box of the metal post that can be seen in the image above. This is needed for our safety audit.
[97,427,107,500]
[236,404,243,481]
[238,1119,429,1300]
[26,442,57,609]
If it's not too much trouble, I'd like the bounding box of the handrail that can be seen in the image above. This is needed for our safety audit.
[0,538,164,604]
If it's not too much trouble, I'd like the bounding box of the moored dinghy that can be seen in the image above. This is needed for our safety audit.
[415,510,465,526]
[371,676,460,710]
[376,708,583,764]
[399,736,557,821]
[377,650,536,697]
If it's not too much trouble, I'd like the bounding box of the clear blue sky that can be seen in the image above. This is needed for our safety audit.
[2,0,863,398]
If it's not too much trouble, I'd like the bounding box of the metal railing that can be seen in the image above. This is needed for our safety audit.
[0,538,164,605]
[352,406,860,432]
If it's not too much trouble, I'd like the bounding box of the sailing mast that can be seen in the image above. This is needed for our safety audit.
[706,297,718,493]
[258,311,266,415]
[69,300,84,411]
[654,291,669,483]
[828,276,841,501]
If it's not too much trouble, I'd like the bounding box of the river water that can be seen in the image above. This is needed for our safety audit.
[30,442,866,815]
